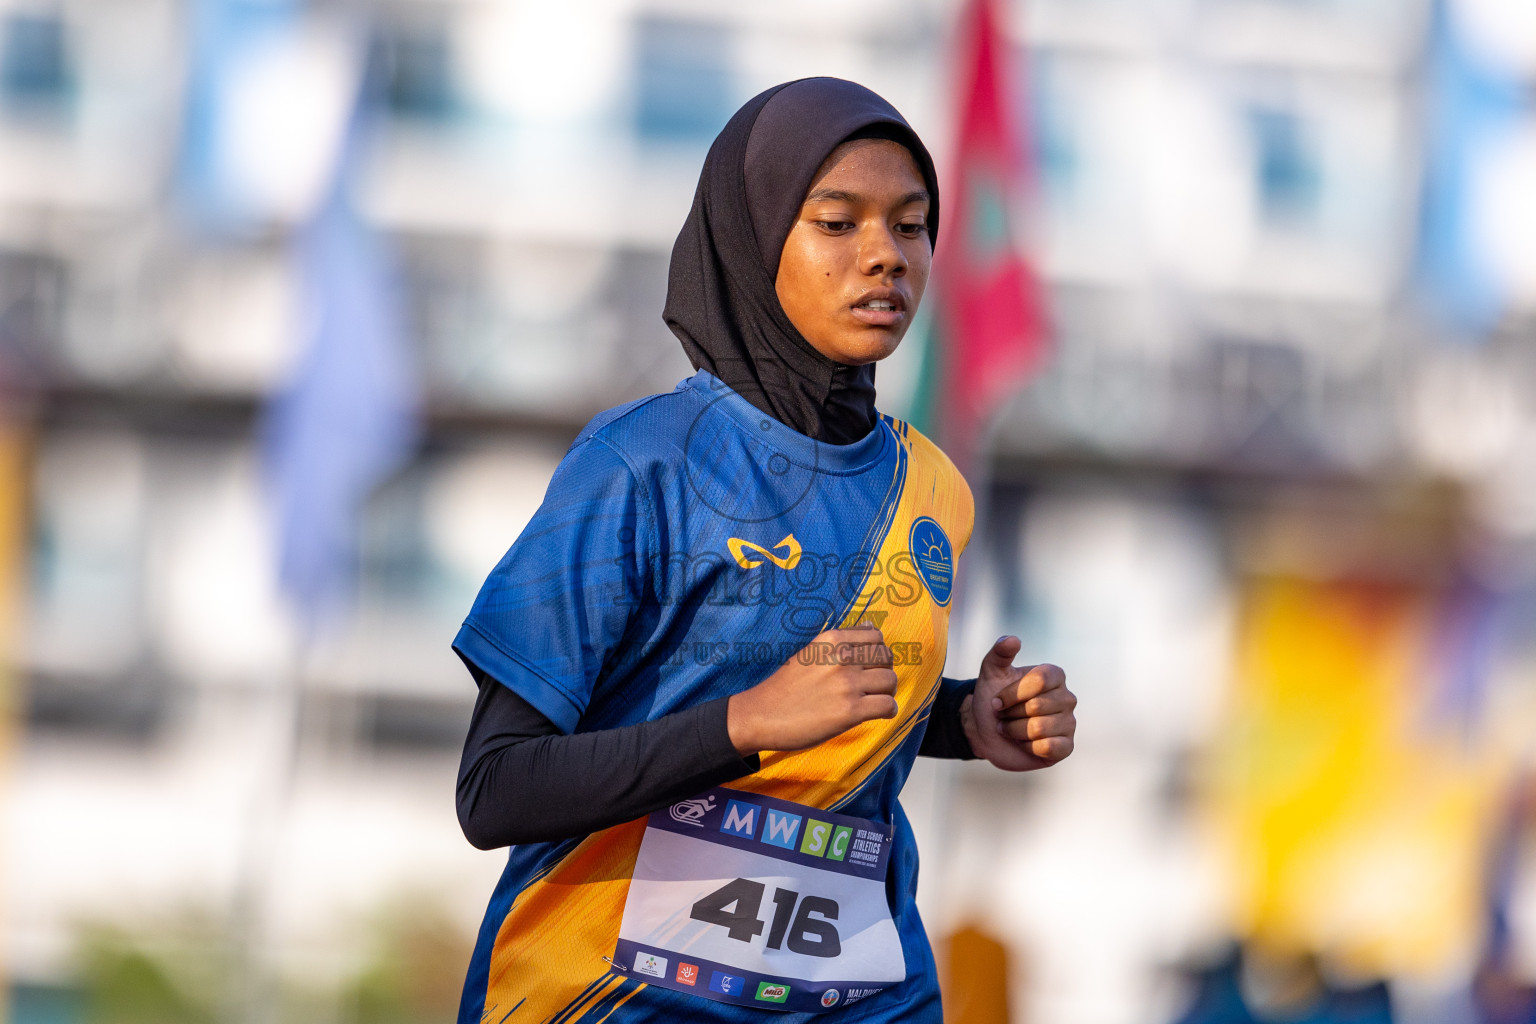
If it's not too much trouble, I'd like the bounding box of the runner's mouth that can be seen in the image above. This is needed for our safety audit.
[850,291,906,325]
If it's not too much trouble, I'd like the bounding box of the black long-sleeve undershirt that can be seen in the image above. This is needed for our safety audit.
[921,675,979,765]
[456,672,979,850]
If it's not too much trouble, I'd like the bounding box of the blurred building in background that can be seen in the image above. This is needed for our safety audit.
[3,0,1536,1022]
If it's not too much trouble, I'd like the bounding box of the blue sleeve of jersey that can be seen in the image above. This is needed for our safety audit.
[452,436,653,734]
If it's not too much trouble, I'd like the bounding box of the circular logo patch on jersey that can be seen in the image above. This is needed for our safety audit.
[908,516,953,606]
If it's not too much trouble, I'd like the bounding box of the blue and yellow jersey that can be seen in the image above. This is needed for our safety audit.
[453,371,974,1022]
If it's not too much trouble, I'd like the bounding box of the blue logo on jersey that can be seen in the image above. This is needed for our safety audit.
[710,971,744,996]
[760,808,803,850]
[720,799,761,838]
[909,517,953,606]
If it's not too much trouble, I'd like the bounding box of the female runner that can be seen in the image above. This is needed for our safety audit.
[452,77,1077,1022]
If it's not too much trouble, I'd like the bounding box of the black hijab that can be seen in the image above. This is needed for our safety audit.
[664,78,940,445]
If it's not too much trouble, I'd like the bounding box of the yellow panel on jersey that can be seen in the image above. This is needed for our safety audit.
[737,420,974,811]
[474,418,972,1020]
[480,820,649,1022]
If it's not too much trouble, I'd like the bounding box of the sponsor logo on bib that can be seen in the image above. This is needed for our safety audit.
[669,795,715,827]
[760,808,802,850]
[676,963,699,986]
[633,952,667,978]
[799,819,833,857]
[756,982,790,1004]
[709,971,744,996]
[720,799,760,838]
[821,989,841,1008]
[827,825,853,861]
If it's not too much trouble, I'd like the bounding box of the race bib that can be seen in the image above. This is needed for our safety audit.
[614,786,906,1013]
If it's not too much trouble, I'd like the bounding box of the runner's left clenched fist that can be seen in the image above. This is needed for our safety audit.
[960,636,1075,772]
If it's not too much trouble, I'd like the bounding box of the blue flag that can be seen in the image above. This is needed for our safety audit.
[262,63,419,626]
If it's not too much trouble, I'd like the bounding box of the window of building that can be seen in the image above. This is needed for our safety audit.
[1,12,73,117]
[371,17,456,123]
[633,17,734,143]
[1247,106,1321,224]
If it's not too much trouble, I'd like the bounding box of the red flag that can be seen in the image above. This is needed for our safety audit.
[921,0,1048,474]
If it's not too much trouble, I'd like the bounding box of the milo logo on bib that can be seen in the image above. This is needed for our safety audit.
[756,982,790,1004]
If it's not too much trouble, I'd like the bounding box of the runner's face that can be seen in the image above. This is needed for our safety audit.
[775,139,932,366]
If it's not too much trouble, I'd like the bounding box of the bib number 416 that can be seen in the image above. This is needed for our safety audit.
[690,878,842,958]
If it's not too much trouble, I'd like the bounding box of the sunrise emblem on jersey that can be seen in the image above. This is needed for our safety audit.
[728,533,803,570]
[908,516,953,606]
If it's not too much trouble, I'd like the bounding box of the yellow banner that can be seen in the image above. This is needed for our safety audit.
[1205,576,1505,979]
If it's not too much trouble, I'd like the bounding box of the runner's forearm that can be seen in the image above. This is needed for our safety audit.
[917,677,978,760]
[456,673,761,849]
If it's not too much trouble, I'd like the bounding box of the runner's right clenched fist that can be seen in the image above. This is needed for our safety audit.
[727,625,897,756]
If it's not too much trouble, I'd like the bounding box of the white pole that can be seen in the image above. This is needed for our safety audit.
[229,637,307,1024]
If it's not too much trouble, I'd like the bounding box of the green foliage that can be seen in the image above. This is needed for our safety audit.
[73,923,224,1024]
[35,895,473,1024]
[340,898,472,1024]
